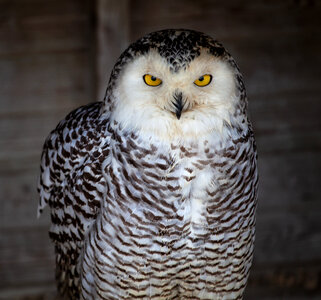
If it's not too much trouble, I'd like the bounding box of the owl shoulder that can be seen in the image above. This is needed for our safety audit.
[37,101,111,215]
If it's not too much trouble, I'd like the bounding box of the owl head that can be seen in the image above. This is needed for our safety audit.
[102,29,248,141]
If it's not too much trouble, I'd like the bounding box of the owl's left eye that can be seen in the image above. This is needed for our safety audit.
[194,74,212,87]
[143,74,162,86]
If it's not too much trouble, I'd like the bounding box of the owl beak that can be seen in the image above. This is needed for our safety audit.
[172,91,184,120]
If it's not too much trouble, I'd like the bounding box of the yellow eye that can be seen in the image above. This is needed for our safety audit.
[194,74,212,87]
[143,74,162,86]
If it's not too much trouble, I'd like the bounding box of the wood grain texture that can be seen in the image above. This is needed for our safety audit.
[0,52,94,115]
[1,0,321,298]
[0,0,92,56]
[0,227,55,289]
[0,0,94,299]
[96,0,130,100]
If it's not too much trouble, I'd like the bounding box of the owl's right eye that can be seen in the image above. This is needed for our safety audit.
[143,74,162,87]
[194,74,212,87]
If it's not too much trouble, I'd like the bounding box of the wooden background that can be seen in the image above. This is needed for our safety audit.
[0,0,320,299]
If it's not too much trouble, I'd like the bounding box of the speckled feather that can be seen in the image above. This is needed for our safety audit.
[38,29,258,299]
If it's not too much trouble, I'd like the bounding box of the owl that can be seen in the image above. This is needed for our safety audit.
[38,29,258,299]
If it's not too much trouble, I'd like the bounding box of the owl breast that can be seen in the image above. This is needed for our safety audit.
[81,127,257,299]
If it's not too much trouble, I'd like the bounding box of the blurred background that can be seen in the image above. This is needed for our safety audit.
[0,0,321,299]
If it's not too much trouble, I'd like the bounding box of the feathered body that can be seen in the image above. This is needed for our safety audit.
[38,30,258,299]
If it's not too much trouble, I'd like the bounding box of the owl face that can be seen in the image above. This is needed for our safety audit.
[107,30,245,141]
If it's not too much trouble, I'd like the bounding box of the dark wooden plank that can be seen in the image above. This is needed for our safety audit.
[0,226,55,289]
[230,35,321,96]
[246,262,321,299]
[0,108,77,142]
[130,0,321,40]
[0,0,93,55]
[96,0,130,100]
[0,3,95,296]
[0,0,91,18]
[254,209,321,264]
[257,151,321,207]
[0,109,81,175]
[0,284,57,300]
[0,1,95,297]
[255,130,321,155]
[250,91,321,154]
[0,170,51,228]
[0,52,93,115]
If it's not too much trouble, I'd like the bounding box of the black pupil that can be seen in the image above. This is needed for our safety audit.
[199,76,204,81]
[151,76,156,81]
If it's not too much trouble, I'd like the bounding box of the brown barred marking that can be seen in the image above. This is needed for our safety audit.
[77,121,257,299]
[38,29,258,300]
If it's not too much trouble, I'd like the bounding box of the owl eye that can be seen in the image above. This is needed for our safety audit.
[143,74,162,86]
[194,74,212,87]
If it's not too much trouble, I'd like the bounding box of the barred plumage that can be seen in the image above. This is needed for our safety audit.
[38,29,258,299]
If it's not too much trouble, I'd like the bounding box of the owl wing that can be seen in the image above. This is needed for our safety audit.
[37,102,110,298]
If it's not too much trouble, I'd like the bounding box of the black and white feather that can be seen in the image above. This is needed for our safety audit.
[38,29,258,299]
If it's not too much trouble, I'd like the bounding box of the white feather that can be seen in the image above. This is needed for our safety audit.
[109,50,239,142]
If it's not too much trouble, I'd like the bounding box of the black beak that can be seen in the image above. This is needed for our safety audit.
[173,92,184,120]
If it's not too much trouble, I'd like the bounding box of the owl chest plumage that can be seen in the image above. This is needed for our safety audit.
[81,126,257,299]
[38,29,258,300]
